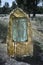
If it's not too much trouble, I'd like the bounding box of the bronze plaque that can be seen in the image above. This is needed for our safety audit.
[12,18,27,42]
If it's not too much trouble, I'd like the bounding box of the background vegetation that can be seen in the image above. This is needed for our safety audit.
[0,0,43,14]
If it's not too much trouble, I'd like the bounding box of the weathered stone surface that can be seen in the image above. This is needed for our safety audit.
[30,17,43,50]
[0,14,43,65]
[5,58,30,65]
[6,8,33,57]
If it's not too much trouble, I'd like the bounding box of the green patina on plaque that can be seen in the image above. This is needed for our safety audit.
[12,18,27,42]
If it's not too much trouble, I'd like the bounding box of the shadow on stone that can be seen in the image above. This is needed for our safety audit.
[0,58,6,65]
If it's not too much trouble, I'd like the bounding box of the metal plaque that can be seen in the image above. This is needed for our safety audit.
[12,18,27,42]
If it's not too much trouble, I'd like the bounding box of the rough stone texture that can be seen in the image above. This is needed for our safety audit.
[5,58,30,65]
[6,8,33,57]
[30,17,43,50]
[0,14,43,65]
[0,43,30,65]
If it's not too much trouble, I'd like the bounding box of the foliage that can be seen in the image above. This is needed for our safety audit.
[16,0,41,16]
[4,2,9,8]
[0,0,1,6]
[11,1,17,10]
[0,1,17,14]
[0,0,43,14]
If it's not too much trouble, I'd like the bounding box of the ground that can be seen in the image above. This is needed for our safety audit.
[0,14,43,65]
